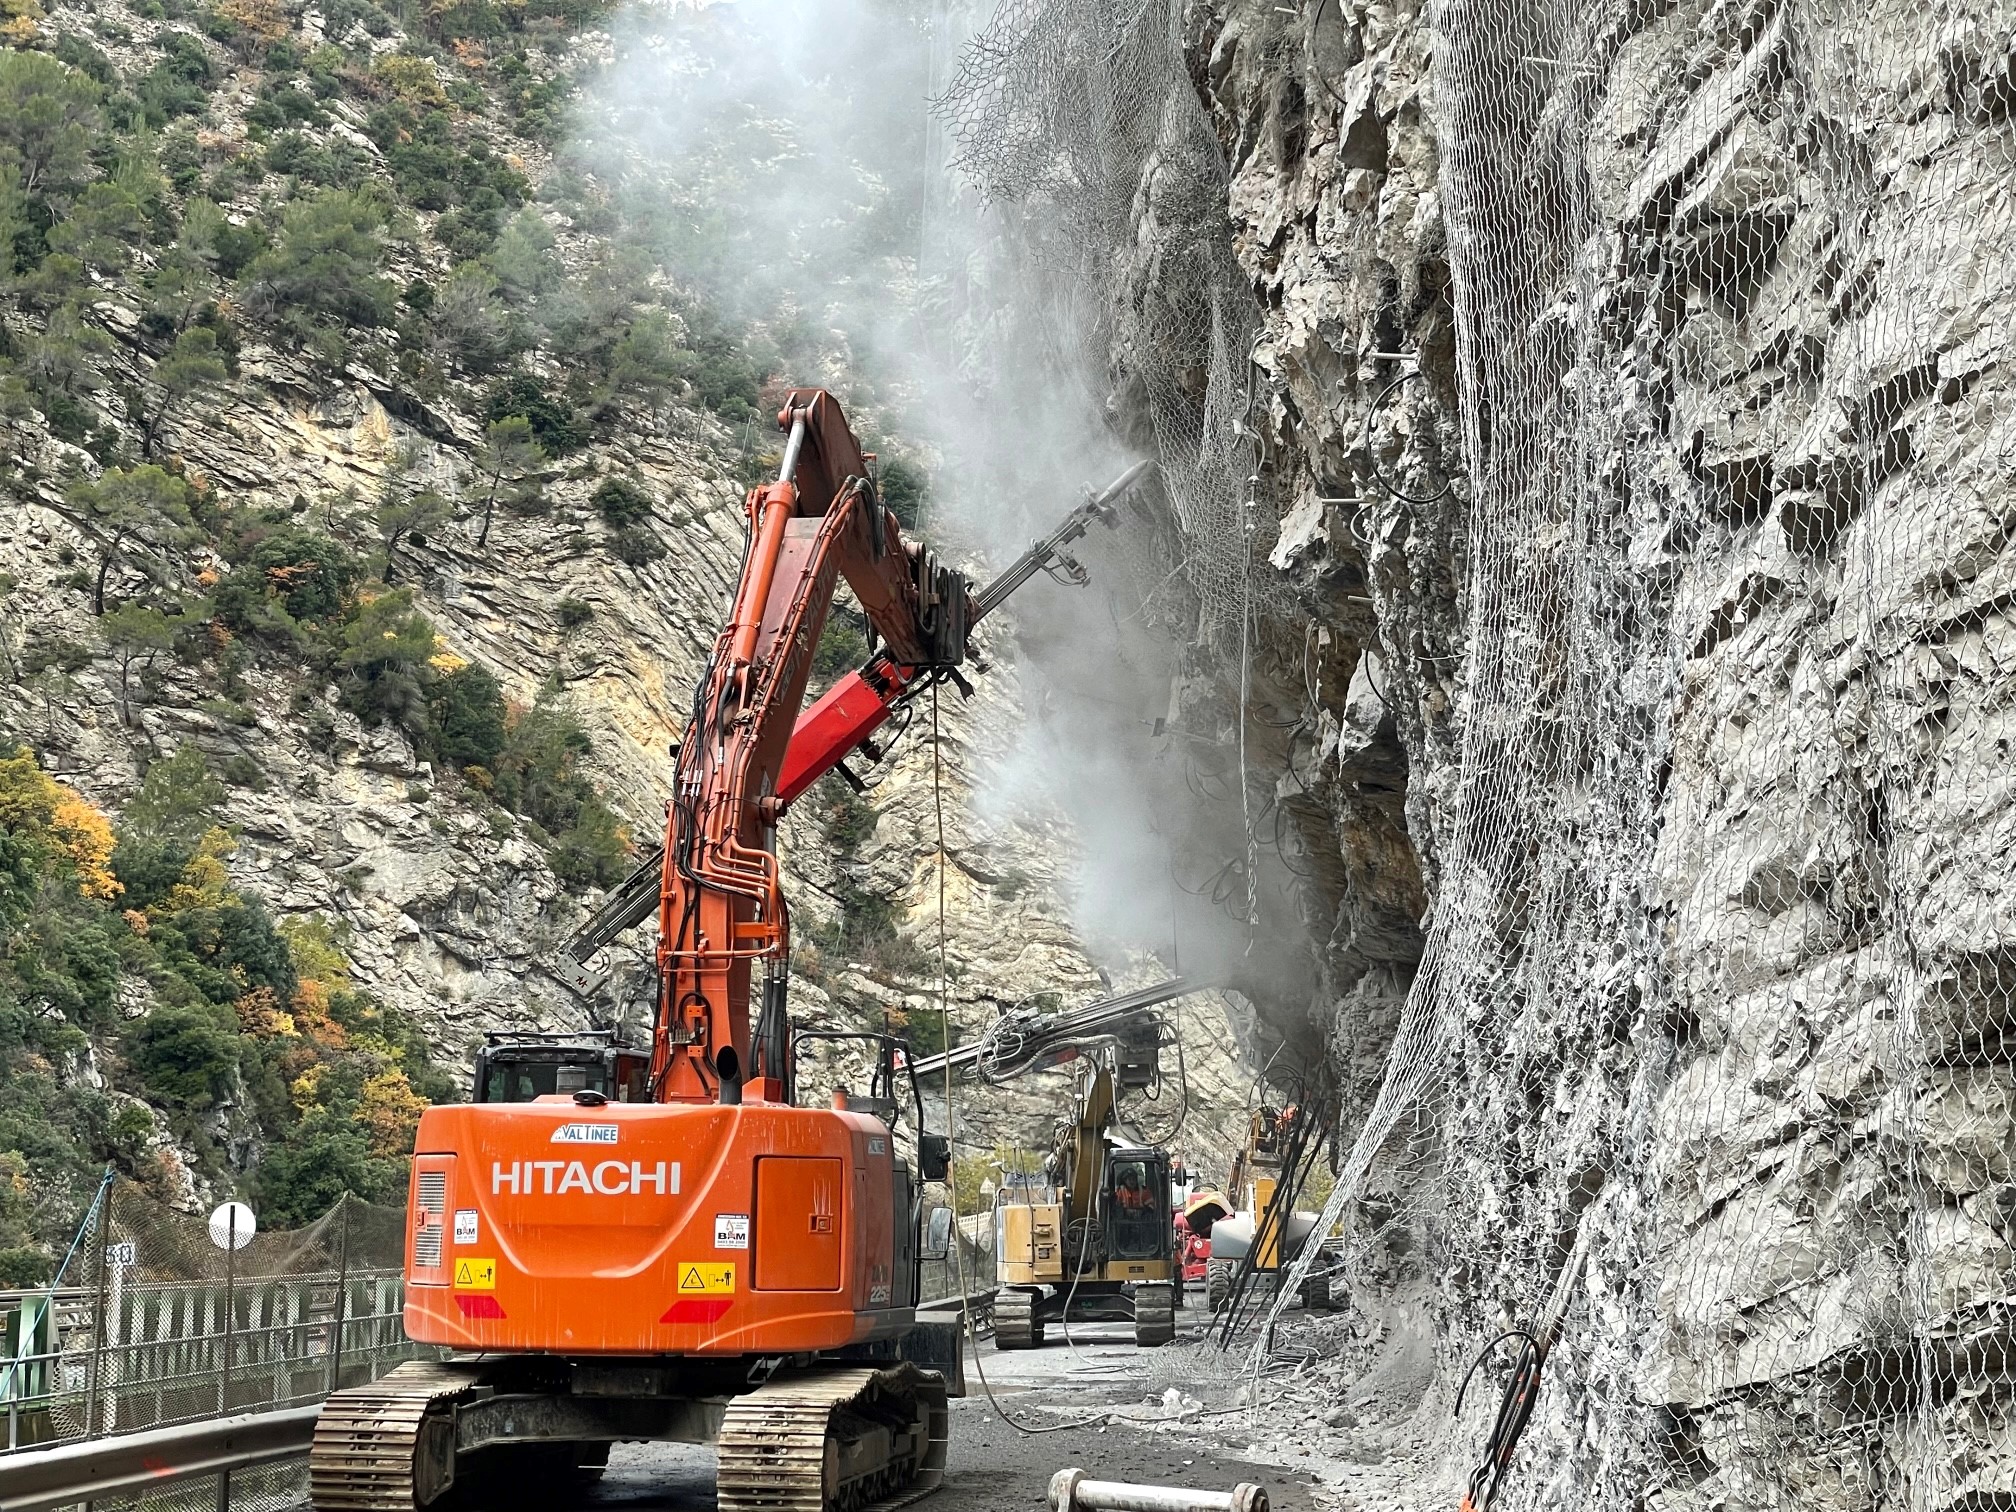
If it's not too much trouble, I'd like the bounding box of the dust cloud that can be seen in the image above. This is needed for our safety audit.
[568,0,1314,1006]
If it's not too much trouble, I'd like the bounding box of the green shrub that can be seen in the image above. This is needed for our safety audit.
[812,615,867,680]
[0,1246,50,1287]
[608,527,664,566]
[217,525,358,633]
[11,912,122,1027]
[125,1004,239,1107]
[337,588,435,742]
[50,34,118,88]
[210,220,267,279]
[591,476,653,527]
[256,1110,403,1224]
[879,456,927,530]
[145,889,298,1006]
[134,33,216,124]
[364,102,529,219]
[221,754,267,791]
[556,597,593,629]
[821,785,876,852]
[430,662,507,767]
[485,374,587,455]
[490,696,629,890]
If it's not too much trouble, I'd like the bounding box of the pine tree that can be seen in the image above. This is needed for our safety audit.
[374,485,451,583]
[472,415,544,549]
[0,51,101,197]
[240,188,396,337]
[67,464,200,615]
[140,327,228,458]
[97,600,176,724]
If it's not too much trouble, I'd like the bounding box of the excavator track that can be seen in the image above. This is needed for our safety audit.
[310,1360,487,1512]
[1132,1282,1176,1347]
[717,1363,947,1512]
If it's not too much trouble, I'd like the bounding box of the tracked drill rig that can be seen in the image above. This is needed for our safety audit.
[309,391,982,1512]
[913,985,1200,1351]
[991,1050,1178,1349]
[1195,1104,1327,1314]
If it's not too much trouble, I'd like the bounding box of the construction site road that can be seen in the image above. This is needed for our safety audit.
[566,1307,1324,1512]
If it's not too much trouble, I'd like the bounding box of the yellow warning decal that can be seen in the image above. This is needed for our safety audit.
[453,1258,497,1290]
[677,1262,736,1295]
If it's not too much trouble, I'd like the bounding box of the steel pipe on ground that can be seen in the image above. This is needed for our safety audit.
[1050,1467,1270,1512]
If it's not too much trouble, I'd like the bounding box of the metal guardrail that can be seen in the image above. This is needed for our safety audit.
[0,1406,319,1512]
[3,1270,421,1452]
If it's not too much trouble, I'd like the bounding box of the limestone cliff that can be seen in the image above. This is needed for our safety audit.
[1033,0,2016,1501]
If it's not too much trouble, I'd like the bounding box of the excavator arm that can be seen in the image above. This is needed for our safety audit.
[551,459,1149,1001]
[776,458,1148,805]
[654,389,972,1103]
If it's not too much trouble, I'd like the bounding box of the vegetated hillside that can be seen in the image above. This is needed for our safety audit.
[0,0,1256,1274]
[0,0,785,1265]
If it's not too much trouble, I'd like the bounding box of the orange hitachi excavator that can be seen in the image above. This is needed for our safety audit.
[308,391,980,1512]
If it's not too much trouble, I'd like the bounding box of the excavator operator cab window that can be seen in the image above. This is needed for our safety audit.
[473,1037,651,1105]
[1106,1155,1168,1261]
[476,1051,610,1104]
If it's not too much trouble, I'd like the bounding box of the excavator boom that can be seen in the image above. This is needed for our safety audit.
[654,389,972,1103]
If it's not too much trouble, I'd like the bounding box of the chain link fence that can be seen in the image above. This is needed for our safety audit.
[1,1178,431,1460]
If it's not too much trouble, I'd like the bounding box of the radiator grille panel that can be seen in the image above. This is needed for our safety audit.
[417,1170,447,1215]
[413,1226,441,1268]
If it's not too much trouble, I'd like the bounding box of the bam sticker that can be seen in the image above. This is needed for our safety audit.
[454,1257,497,1290]
[715,1214,750,1250]
[551,1123,619,1145]
[677,1262,735,1295]
[453,1209,478,1245]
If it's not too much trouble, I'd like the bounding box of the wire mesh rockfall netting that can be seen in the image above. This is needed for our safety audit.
[953,0,2016,1501]
[1250,0,2016,1504]
[3,1178,428,1460]
[941,0,1271,654]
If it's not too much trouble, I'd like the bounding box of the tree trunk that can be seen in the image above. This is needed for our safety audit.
[141,397,170,460]
[93,532,126,616]
[478,477,500,549]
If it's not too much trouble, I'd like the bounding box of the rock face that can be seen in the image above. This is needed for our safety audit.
[948,0,2016,1501]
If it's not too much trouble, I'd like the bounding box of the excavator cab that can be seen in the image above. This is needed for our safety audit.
[1103,1147,1171,1262]
[471,1030,649,1103]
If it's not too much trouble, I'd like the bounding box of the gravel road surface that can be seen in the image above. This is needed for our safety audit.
[574,1309,1323,1512]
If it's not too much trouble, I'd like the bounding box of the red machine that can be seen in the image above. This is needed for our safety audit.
[310,392,973,1512]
